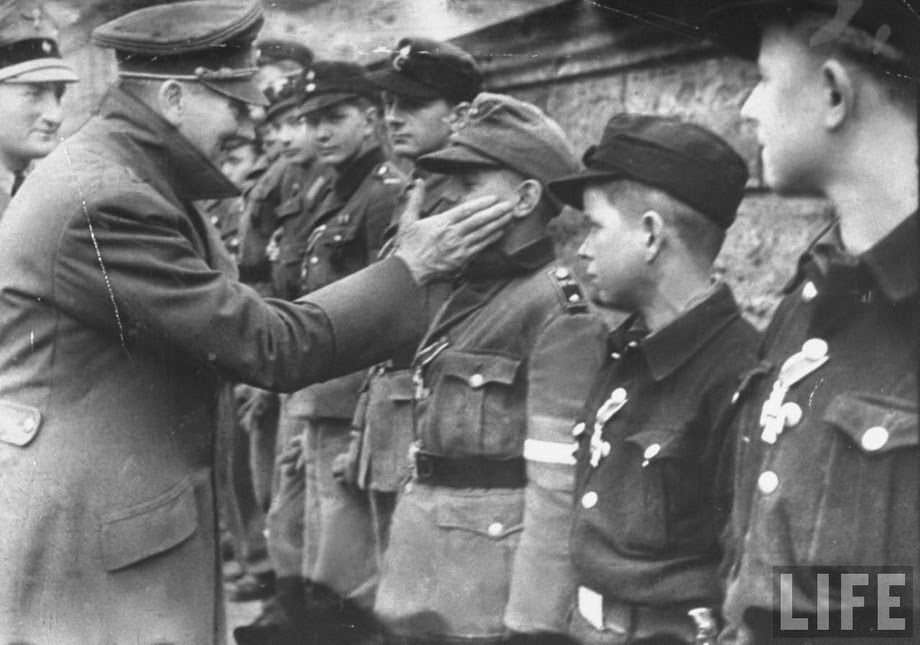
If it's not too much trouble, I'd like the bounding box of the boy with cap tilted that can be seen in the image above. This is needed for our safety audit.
[333,35,482,573]
[0,1,77,216]
[703,2,920,642]
[0,1,513,642]
[372,93,607,644]
[547,114,759,645]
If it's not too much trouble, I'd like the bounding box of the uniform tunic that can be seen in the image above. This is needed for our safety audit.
[374,238,607,640]
[570,284,758,633]
[0,86,431,644]
[721,215,919,643]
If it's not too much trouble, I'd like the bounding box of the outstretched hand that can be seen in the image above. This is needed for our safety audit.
[394,179,513,284]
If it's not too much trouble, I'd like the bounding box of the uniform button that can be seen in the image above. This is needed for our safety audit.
[306,82,316,92]
[801,281,818,302]
[731,391,740,404]
[572,422,586,438]
[860,426,889,451]
[554,267,570,280]
[610,352,622,360]
[310,256,319,265]
[643,443,660,460]
[782,402,803,427]
[568,293,581,303]
[333,234,343,242]
[468,373,485,388]
[581,491,598,509]
[487,522,503,537]
[20,416,37,434]
[757,470,779,494]
[609,387,627,405]
[802,338,828,361]
[627,340,639,349]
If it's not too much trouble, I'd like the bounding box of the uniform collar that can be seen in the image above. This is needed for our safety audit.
[462,236,555,282]
[786,213,918,303]
[332,144,386,199]
[610,282,741,382]
[97,86,238,201]
[0,165,14,200]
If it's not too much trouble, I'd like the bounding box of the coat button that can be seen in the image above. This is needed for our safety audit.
[554,267,570,280]
[468,373,485,388]
[782,402,803,427]
[643,443,660,460]
[802,338,828,361]
[757,470,779,494]
[581,491,598,509]
[801,281,818,302]
[609,387,627,405]
[572,422,586,438]
[487,522,503,537]
[309,256,319,265]
[860,426,889,451]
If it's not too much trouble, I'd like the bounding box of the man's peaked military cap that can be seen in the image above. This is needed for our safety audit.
[369,36,481,104]
[549,113,749,229]
[704,0,920,77]
[298,60,378,116]
[257,38,313,69]
[92,0,266,106]
[0,1,77,83]
[417,92,579,187]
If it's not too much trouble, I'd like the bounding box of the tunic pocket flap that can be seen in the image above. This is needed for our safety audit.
[440,352,521,386]
[384,370,416,402]
[100,477,199,572]
[320,222,360,246]
[0,399,41,447]
[276,194,303,218]
[823,393,917,454]
[624,427,688,461]
[435,492,523,539]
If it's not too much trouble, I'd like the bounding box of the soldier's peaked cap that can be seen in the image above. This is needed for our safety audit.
[417,92,580,187]
[704,0,920,77]
[298,60,379,116]
[549,113,749,230]
[0,1,77,83]
[256,38,313,68]
[92,0,266,106]
[369,37,481,104]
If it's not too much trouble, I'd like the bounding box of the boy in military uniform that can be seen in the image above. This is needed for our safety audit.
[373,93,607,644]
[0,1,77,216]
[548,114,759,645]
[703,2,920,642]
[334,36,482,568]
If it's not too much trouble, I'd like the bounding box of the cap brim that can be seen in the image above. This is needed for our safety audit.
[299,92,358,116]
[367,68,440,100]
[202,77,268,107]
[547,169,628,210]
[416,144,502,175]
[704,1,826,60]
[0,59,79,84]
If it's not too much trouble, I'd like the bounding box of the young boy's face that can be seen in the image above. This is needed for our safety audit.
[740,23,827,195]
[270,107,314,159]
[578,184,649,310]
[383,93,454,161]
[220,143,259,186]
[304,101,373,168]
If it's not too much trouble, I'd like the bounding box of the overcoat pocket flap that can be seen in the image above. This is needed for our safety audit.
[0,399,41,447]
[624,427,688,461]
[823,392,918,454]
[100,477,199,572]
[435,491,523,539]
[440,351,521,386]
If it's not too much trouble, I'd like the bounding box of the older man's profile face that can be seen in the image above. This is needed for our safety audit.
[174,83,252,164]
[0,81,66,171]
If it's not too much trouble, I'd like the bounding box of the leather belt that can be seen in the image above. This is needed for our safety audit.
[413,452,526,489]
[577,586,699,643]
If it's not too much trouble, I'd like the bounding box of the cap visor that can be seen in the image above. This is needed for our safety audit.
[547,169,627,210]
[203,77,268,107]
[299,92,358,116]
[1,59,79,84]
[416,144,502,175]
[367,69,439,100]
[704,1,809,60]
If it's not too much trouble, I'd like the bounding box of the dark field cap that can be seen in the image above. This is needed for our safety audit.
[298,60,378,116]
[0,1,77,83]
[92,0,266,106]
[369,36,481,104]
[549,113,749,229]
[704,0,920,76]
[417,92,580,187]
[264,73,305,121]
[256,38,313,69]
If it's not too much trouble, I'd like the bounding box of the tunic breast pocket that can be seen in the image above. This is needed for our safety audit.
[426,351,523,455]
[807,392,918,566]
[621,427,699,554]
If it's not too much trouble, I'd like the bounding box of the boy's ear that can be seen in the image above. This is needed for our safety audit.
[511,179,543,219]
[821,58,854,131]
[640,209,666,262]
